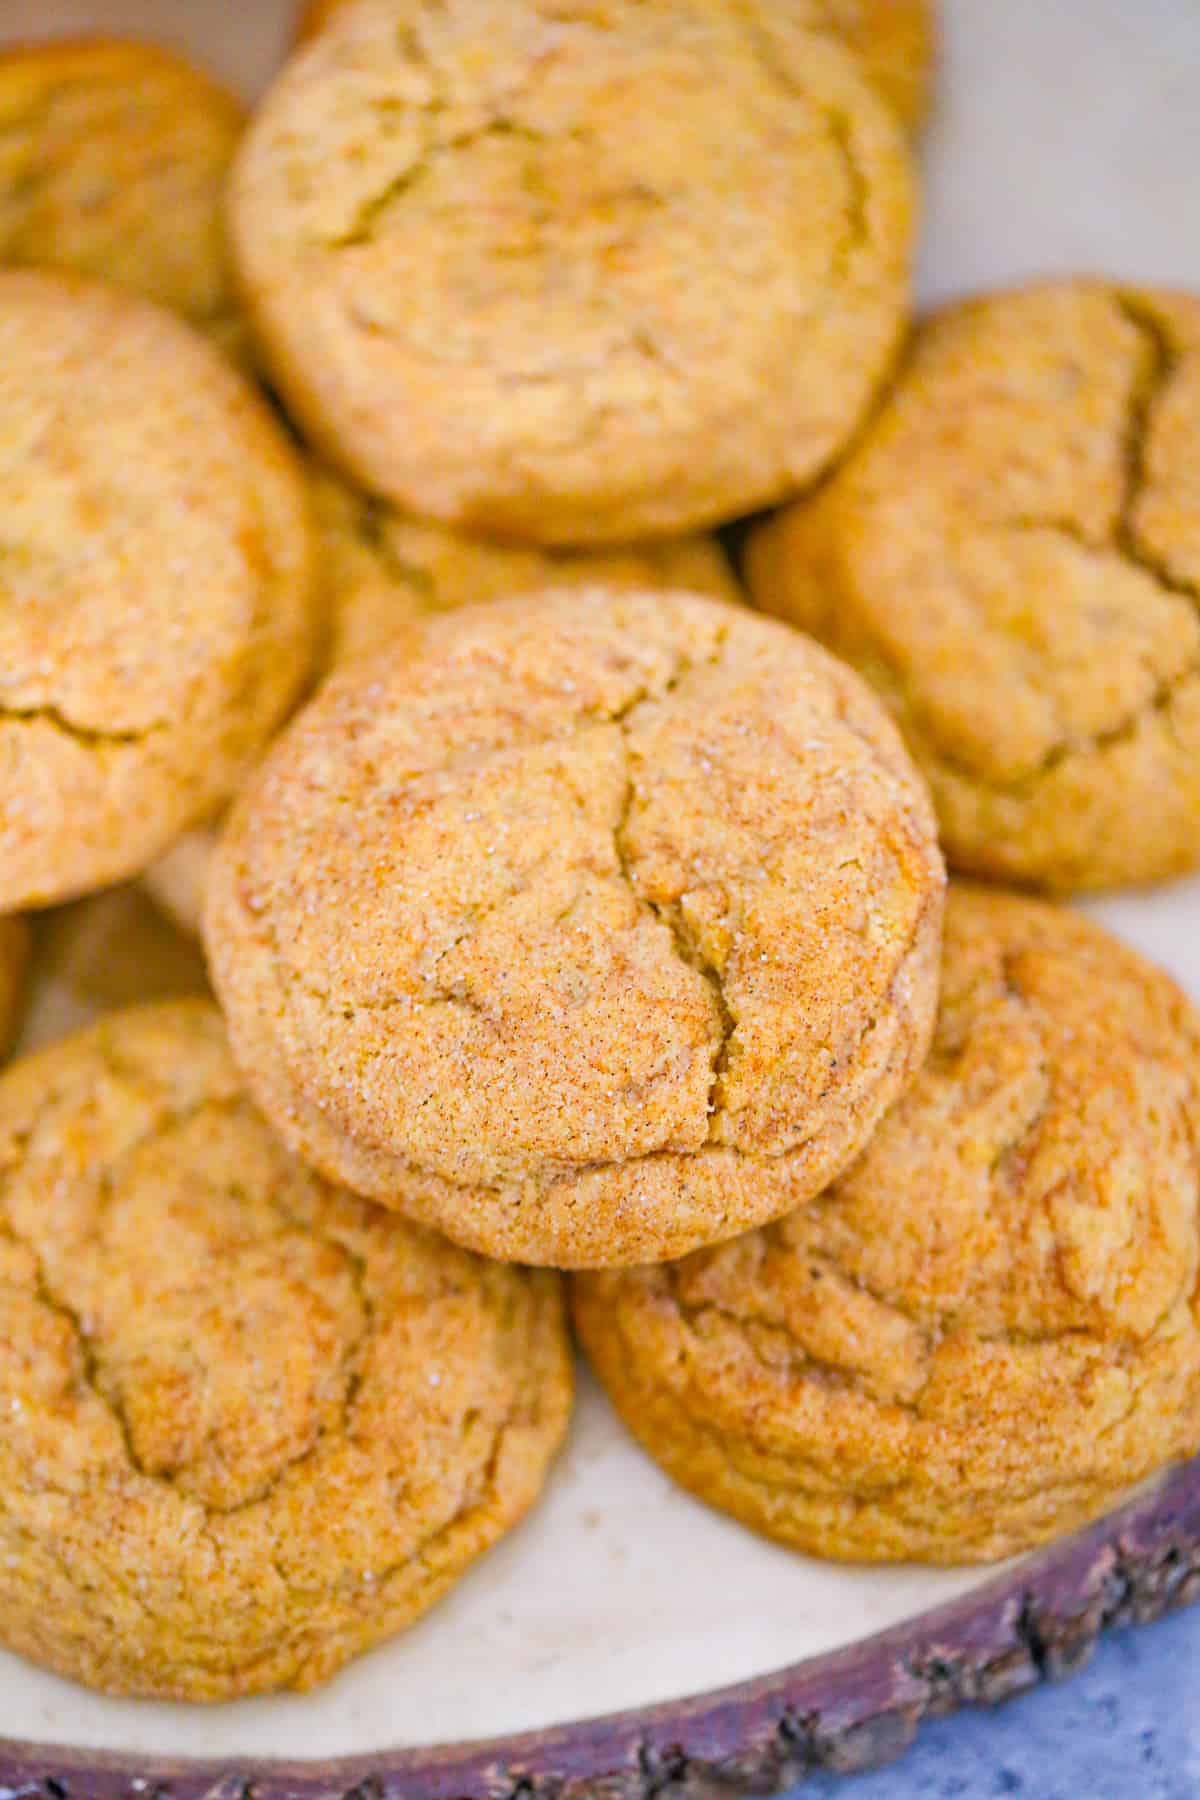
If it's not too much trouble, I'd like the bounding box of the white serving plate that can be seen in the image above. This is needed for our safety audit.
[1,0,1198,1781]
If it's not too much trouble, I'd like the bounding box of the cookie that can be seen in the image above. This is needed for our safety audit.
[575,885,1200,1564]
[292,0,936,134]
[747,281,1200,892]
[230,0,914,542]
[0,38,245,354]
[0,270,317,911]
[205,588,944,1268]
[0,918,30,1057]
[0,1000,571,1699]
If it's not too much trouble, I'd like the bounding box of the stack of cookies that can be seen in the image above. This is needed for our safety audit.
[0,0,1197,1710]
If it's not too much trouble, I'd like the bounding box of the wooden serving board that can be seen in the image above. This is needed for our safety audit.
[2,0,1200,1789]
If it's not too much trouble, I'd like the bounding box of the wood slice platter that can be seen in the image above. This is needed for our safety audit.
[1,0,1199,1790]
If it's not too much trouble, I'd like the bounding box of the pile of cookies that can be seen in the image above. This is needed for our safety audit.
[0,0,1198,1710]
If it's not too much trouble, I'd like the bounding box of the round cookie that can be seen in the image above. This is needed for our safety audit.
[747,281,1200,892]
[145,471,740,937]
[0,1000,571,1699]
[291,0,936,134]
[575,885,1200,1564]
[0,270,316,912]
[230,0,914,543]
[0,918,30,1057]
[0,39,245,353]
[205,587,945,1268]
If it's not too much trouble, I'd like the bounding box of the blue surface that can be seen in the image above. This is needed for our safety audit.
[790,1602,1200,1799]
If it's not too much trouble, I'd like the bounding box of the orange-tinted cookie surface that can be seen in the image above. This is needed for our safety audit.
[0,1001,571,1698]
[0,271,316,910]
[292,0,936,134]
[576,886,1200,1562]
[748,281,1200,891]
[232,0,914,542]
[0,38,245,352]
[206,588,944,1267]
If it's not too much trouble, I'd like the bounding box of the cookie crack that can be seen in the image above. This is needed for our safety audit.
[735,7,869,283]
[611,737,736,1133]
[0,699,164,749]
[329,117,549,249]
[664,1269,924,1406]
[821,106,869,283]
[1114,294,1198,607]
[0,1078,374,1515]
[351,498,437,602]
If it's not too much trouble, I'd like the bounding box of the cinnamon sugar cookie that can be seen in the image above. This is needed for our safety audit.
[146,470,739,937]
[747,281,1200,892]
[0,38,245,354]
[575,885,1200,1563]
[292,0,936,134]
[231,0,914,542]
[0,1000,571,1699]
[206,588,944,1268]
[0,270,316,911]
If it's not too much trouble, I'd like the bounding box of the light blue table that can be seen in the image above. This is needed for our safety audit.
[789,1603,1200,1799]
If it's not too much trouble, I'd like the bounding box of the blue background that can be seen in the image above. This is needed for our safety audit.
[784,1603,1200,1798]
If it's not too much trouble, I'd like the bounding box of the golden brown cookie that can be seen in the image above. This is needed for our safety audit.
[145,469,740,937]
[747,281,1200,892]
[206,588,944,1268]
[231,0,914,542]
[0,270,316,912]
[0,38,245,353]
[575,885,1200,1564]
[0,1000,571,1699]
[292,0,935,135]
[0,918,30,1057]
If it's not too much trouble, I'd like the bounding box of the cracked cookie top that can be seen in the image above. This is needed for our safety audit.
[145,468,739,939]
[205,588,944,1267]
[0,270,317,911]
[747,280,1200,891]
[230,0,914,542]
[574,885,1200,1562]
[0,38,246,357]
[0,1000,571,1699]
[291,0,937,135]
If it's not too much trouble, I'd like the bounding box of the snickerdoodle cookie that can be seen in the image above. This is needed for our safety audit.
[206,589,944,1268]
[575,885,1200,1563]
[0,39,245,354]
[0,1000,571,1699]
[0,270,316,911]
[0,919,29,1057]
[292,0,936,134]
[231,0,914,542]
[146,470,739,937]
[747,281,1200,892]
